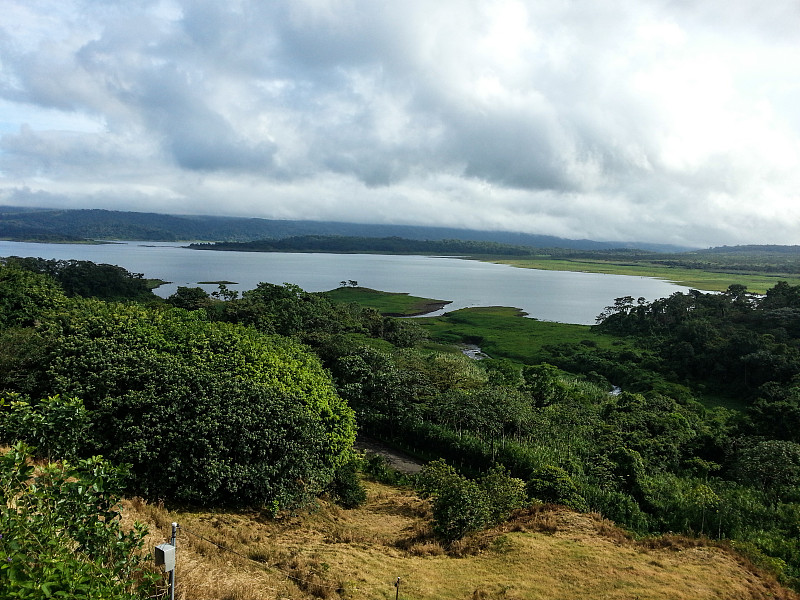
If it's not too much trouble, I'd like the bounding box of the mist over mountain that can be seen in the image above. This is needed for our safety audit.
[0,207,691,253]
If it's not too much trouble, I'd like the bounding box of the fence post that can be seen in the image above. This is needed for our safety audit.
[169,522,178,600]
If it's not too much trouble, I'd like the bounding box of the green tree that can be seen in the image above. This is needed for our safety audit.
[688,482,720,535]
[521,363,569,407]
[479,464,527,523]
[166,286,212,310]
[431,475,491,542]
[736,440,800,507]
[416,458,460,498]
[5,300,356,508]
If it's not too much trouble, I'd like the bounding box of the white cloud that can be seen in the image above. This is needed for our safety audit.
[1,0,799,247]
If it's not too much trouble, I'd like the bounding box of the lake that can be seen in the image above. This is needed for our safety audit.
[0,240,691,325]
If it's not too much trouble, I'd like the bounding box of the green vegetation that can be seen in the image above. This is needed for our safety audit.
[190,235,535,256]
[416,460,527,542]
[419,306,624,363]
[493,256,800,294]
[197,279,237,284]
[323,285,450,316]
[5,255,800,595]
[0,442,158,599]
[1,256,158,301]
[0,302,356,508]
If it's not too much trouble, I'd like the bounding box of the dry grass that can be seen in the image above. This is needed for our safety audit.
[122,481,800,600]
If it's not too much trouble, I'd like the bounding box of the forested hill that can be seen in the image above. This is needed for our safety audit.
[189,235,536,256]
[0,205,685,252]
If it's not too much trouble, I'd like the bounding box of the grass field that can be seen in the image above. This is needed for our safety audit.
[488,258,800,294]
[126,480,796,600]
[323,286,451,316]
[418,306,626,364]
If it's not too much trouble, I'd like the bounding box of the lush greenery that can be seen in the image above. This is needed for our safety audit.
[190,235,537,256]
[1,256,158,301]
[416,460,527,542]
[0,442,158,599]
[322,286,450,316]
[592,284,800,404]
[5,255,800,591]
[419,306,625,364]
[494,248,800,294]
[0,266,357,508]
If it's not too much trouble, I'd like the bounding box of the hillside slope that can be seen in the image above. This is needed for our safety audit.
[127,481,796,600]
[0,206,688,251]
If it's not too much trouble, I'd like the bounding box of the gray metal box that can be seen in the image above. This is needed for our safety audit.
[155,543,175,572]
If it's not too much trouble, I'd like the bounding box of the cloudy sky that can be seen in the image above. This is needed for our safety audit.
[1,0,799,247]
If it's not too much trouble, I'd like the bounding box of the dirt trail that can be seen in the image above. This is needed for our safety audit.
[354,436,425,474]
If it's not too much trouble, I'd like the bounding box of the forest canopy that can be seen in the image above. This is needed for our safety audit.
[0,262,356,508]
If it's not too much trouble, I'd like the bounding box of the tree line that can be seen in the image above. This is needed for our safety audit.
[189,235,534,256]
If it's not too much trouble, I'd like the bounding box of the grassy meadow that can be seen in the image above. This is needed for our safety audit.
[418,306,627,364]
[322,286,451,316]
[488,257,800,294]
[127,480,795,600]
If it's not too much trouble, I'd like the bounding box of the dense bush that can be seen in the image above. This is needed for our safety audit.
[0,443,157,599]
[431,475,492,542]
[327,456,368,508]
[417,460,527,542]
[0,394,89,461]
[0,263,66,328]
[2,298,356,508]
[526,465,588,511]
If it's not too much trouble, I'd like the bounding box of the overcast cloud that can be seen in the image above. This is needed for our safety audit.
[1,0,799,247]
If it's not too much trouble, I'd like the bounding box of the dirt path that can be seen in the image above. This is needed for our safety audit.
[354,436,425,474]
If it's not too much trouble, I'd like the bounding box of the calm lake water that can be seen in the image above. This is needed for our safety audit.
[0,240,691,325]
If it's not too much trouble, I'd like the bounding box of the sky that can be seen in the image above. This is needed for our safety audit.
[1,0,799,248]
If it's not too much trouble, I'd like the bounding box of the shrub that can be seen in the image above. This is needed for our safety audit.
[526,465,589,512]
[479,464,527,523]
[328,457,368,508]
[432,476,492,542]
[416,458,460,498]
[0,394,90,460]
[0,443,158,599]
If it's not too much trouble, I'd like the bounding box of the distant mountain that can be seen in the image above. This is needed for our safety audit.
[0,206,690,252]
[703,244,800,255]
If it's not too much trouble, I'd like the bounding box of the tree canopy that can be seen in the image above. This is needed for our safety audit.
[0,266,356,508]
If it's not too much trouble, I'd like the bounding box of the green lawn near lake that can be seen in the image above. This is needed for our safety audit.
[418,306,745,411]
[418,306,627,364]
[322,286,451,316]
[488,258,800,294]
